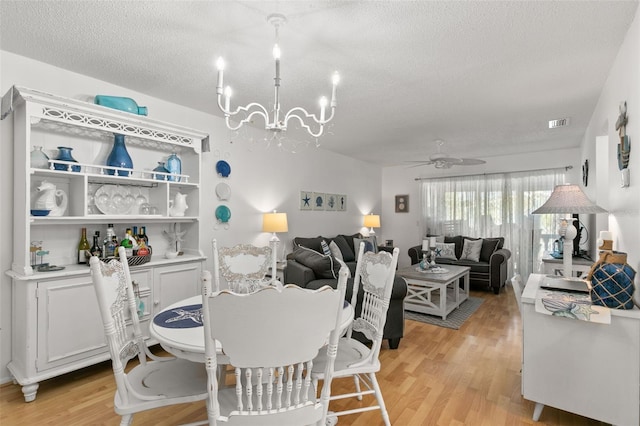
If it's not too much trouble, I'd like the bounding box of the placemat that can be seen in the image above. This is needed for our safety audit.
[153,304,203,328]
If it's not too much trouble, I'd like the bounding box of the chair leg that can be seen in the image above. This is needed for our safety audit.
[369,373,391,426]
[352,374,363,401]
[120,414,133,426]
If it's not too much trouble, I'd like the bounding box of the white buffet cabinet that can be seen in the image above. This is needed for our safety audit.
[1,86,208,402]
[522,274,640,425]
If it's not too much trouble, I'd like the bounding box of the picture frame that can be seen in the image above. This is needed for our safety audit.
[395,194,409,213]
[337,194,347,211]
[299,191,313,210]
[325,193,338,211]
[312,192,326,210]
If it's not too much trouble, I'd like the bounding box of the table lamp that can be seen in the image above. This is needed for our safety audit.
[262,211,288,242]
[364,213,380,235]
[532,183,606,278]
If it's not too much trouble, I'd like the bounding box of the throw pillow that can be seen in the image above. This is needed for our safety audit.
[292,246,339,279]
[434,242,457,260]
[353,236,378,259]
[332,235,355,262]
[320,239,332,256]
[480,238,501,262]
[460,238,483,262]
[328,240,344,262]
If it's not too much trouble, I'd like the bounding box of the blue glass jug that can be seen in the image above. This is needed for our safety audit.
[106,134,133,176]
[94,95,148,116]
[166,153,181,182]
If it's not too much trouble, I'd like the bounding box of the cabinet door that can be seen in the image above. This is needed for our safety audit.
[153,262,202,312]
[36,276,107,371]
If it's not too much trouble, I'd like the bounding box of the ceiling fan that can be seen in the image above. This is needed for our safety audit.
[407,140,486,169]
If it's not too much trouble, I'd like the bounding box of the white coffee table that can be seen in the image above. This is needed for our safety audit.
[397,264,470,320]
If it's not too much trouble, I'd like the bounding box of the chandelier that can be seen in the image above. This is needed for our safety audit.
[215,13,339,142]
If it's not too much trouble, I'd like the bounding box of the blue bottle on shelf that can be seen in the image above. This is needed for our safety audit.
[94,95,148,116]
[166,153,181,182]
[106,134,133,176]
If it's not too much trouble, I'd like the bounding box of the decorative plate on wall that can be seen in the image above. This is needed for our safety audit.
[215,182,231,200]
[215,205,231,223]
[216,160,231,177]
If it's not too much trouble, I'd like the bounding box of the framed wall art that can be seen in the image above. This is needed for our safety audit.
[312,192,326,210]
[300,191,312,210]
[395,194,409,213]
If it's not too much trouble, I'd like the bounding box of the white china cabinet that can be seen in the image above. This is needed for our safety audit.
[1,86,208,402]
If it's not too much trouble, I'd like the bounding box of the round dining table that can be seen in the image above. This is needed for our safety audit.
[150,295,354,363]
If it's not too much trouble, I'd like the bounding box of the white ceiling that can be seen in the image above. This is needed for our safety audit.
[1,1,637,166]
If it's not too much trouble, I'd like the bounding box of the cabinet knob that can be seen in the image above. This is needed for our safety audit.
[154,300,159,306]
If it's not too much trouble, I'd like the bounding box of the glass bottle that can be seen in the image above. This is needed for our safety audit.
[90,231,103,260]
[30,146,50,169]
[136,225,150,256]
[94,95,148,116]
[103,224,118,258]
[166,153,181,182]
[106,134,133,177]
[77,227,90,264]
[120,228,134,257]
[152,161,169,180]
[54,146,81,172]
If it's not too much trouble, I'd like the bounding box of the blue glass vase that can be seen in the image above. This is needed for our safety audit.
[166,153,181,182]
[54,146,80,172]
[106,134,133,176]
[152,162,169,181]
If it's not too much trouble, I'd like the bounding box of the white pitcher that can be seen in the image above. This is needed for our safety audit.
[34,180,68,216]
[169,192,188,217]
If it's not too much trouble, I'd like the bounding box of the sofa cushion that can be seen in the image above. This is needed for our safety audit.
[329,240,344,262]
[435,242,457,260]
[460,238,483,262]
[291,246,339,279]
[480,238,501,262]
[332,235,355,262]
[354,236,378,258]
[293,236,324,254]
[338,233,362,257]
[444,235,464,259]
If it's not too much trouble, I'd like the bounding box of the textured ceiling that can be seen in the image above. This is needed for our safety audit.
[1,1,637,166]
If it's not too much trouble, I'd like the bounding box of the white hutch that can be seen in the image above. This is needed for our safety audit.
[1,86,208,402]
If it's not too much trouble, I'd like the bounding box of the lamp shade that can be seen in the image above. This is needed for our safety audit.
[363,214,380,228]
[262,212,288,233]
[531,184,607,214]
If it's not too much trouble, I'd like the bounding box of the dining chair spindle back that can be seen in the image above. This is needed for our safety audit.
[212,238,280,293]
[312,243,400,426]
[202,266,349,426]
[89,247,207,426]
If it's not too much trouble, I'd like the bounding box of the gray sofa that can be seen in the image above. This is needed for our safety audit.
[284,233,408,349]
[408,236,511,294]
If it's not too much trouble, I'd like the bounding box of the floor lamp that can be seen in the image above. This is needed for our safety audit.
[532,184,607,278]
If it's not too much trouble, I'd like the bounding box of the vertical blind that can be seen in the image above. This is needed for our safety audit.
[418,168,567,280]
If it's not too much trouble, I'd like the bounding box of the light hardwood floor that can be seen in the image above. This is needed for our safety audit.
[1,284,607,425]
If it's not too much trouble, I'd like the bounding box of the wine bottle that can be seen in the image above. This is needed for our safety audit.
[78,227,90,264]
[94,95,148,116]
[90,231,103,260]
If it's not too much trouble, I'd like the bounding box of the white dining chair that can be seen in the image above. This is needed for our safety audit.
[212,238,280,293]
[201,266,349,426]
[312,243,400,426]
[89,247,207,426]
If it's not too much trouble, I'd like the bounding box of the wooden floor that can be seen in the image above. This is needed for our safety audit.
[0,284,607,425]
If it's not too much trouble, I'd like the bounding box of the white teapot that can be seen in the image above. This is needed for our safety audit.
[169,192,188,217]
[34,181,68,216]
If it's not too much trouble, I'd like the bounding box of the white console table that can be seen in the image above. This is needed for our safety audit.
[541,256,593,277]
[521,274,640,424]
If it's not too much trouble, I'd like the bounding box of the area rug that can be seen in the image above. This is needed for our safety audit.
[405,297,484,330]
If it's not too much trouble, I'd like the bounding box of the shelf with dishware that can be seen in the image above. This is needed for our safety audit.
[2,85,209,402]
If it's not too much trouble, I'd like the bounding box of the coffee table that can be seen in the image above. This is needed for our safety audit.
[397,264,470,320]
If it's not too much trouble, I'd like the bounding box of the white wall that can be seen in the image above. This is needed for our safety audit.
[581,6,640,275]
[382,148,580,268]
[0,51,382,383]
